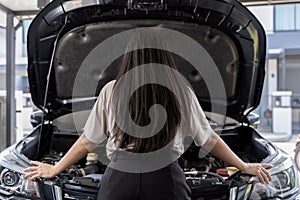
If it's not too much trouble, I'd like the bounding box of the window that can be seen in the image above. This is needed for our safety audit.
[0,9,6,151]
[21,19,32,57]
[274,3,300,31]
[296,4,300,30]
[0,10,6,58]
[0,27,5,58]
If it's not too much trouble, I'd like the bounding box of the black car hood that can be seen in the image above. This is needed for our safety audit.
[27,0,266,122]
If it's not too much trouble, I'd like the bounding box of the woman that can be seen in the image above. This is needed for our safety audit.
[24,28,272,200]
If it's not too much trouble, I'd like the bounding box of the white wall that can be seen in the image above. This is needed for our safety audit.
[0,9,5,27]
[248,5,274,33]
[0,27,5,58]
[0,74,5,90]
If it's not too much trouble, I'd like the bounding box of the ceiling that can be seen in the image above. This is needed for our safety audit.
[240,0,300,6]
[0,0,39,12]
[0,0,300,14]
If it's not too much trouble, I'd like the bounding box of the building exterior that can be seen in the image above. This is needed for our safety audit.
[0,11,34,150]
[249,4,300,134]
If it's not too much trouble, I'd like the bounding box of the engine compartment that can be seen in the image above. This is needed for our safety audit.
[20,124,270,200]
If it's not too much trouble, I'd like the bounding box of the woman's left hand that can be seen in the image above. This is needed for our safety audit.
[241,163,272,184]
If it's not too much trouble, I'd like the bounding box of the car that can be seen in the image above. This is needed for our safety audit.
[0,0,299,199]
[247,112,260,129]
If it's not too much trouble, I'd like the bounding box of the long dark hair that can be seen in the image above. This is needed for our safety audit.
[111,28,189,153]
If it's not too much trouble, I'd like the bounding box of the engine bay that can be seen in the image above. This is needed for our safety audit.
[20,124,270,200]
[38,141,255,200]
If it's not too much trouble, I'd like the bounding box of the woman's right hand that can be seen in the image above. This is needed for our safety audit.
[23,134,91,181]
[24,161,57,180]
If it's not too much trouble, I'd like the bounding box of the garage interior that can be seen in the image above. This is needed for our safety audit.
[1,0,300,150]
[0,0,300,199]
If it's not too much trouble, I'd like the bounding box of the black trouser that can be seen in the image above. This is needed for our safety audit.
[98,161,191,200]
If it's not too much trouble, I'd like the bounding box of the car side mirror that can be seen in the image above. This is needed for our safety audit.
[247,112,260,128]
[30,111,43,127]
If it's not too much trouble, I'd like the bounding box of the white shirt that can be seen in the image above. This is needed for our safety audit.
[83,80,213,160]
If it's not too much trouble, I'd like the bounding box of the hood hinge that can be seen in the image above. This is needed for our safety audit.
[240,115,250,127]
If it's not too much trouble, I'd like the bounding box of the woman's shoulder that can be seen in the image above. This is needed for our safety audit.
[96,80,116,101]
[105,79,116,87]
[97,80,116,109]
[101,80,116,93]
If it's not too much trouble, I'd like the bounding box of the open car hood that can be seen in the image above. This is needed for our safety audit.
[27,0,266,122]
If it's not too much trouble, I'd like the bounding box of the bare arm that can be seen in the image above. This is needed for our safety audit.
[203,131,272,183]
[24,133,96,180]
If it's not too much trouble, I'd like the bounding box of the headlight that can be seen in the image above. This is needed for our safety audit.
[250,167,298,199]
[0,167,40,198]
[272,170,292,192]
[2,170,20,187]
